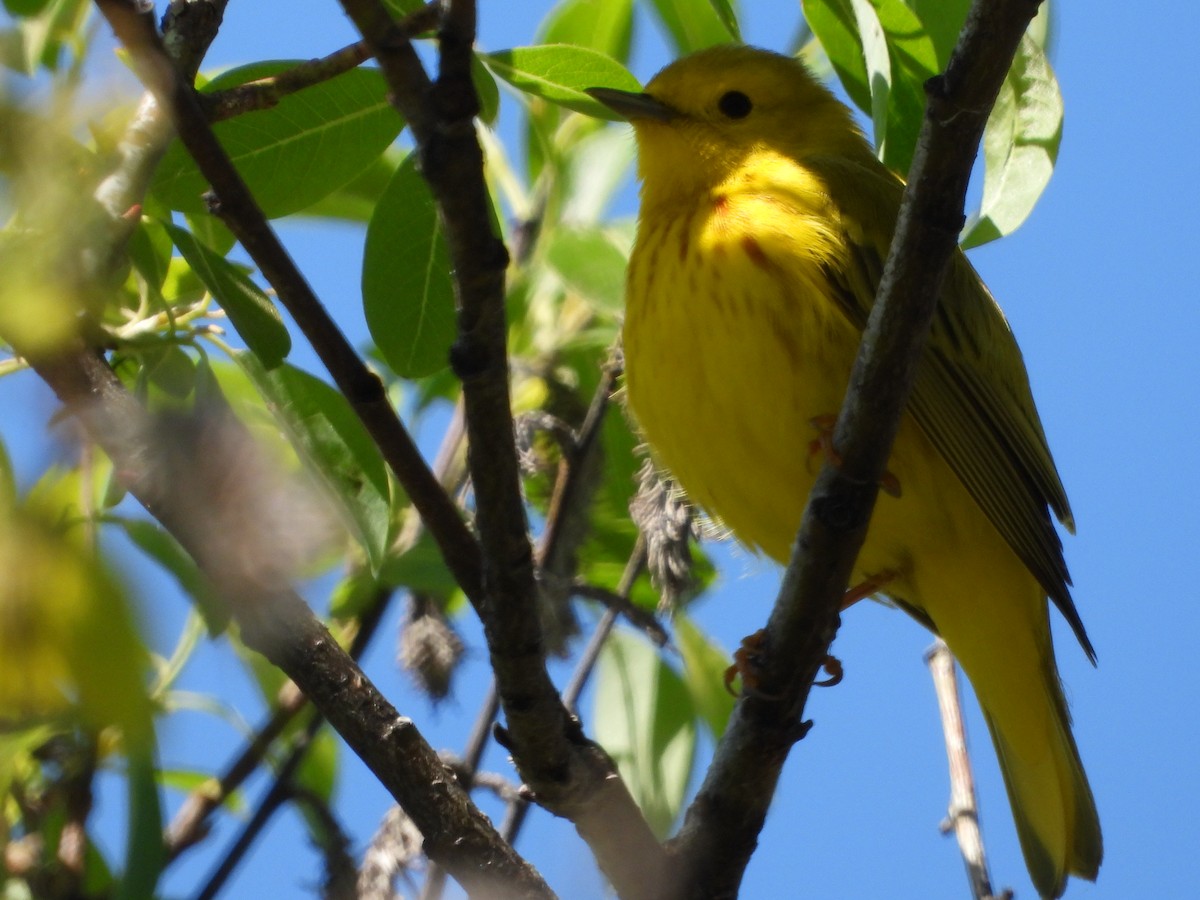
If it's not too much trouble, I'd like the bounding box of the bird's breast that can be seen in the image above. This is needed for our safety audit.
[623,199,862,560]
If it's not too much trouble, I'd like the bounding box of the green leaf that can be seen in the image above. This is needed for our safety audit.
[907,0,970,68]
[152,64,402,219]
[645,0,737,54]
[804,0,936,173]
[117,518,227,635]
[117,747,165,900]
[362,153,457,379]
[595,630,697,837]
[848,0,891,157]
[301,150,401,223]
[544,226,628,315]
[235,355,393,572]
[674,615,735,737]
[961,34,1062,249]
[483,45,643,119]
[162,222,291,369]
[539,0,635,62]
[803,0,871,111]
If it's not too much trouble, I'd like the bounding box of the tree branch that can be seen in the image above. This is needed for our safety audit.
[667,1,1045,895]
[927,639,1011,900]
[203,41,371,121]
[336,2,669,896]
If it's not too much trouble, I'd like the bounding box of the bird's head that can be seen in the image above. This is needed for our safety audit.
[589,44,870,207]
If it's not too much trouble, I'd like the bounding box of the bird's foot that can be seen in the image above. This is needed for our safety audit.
[724,629,772,697]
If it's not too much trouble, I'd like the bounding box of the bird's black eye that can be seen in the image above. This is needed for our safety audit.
[717,90,752,119]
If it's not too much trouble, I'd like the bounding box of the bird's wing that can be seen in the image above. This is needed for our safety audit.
[813,156,1093,660]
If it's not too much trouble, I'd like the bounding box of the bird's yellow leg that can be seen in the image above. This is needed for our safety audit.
[808,414,902,498]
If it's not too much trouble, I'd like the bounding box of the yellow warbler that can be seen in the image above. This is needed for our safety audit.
[590,45,1100,898]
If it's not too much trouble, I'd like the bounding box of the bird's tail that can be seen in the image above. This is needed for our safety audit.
[977,656,1102,898]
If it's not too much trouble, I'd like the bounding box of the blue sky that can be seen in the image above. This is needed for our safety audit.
[4,1,1198,897]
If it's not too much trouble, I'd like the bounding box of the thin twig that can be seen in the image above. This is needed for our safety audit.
[564,539,648,714]
[667,2,1046,897]
[571,580,666,648]
[192,713,322,900]
[926,639,1011,900]
[204,41,372,121]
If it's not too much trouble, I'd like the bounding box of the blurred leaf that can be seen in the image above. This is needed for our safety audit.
[0,504,154,747]
[141,344,198,399]
[645,0,737,53]
[483,45,643,119]
[126,217,173,294]
[363,152,457,378]
[539,0,635,62]
[4,0,54,15]
[378,530,459,596]
[595,629,696,837]
[675,615,735,737]
[961,34,1062,249]
[118,748,165,900]
[328,567,377,619]
[0,438,14,511]
[116,518,227,635]
[163,223,291,368]
[153,612,206,695]
[153,64,402,219]
[707,0,742,41]
[544,226,628,315]
[382,0,424,16]
[185,211,237,256]
[295,728,340,805]
[1028,0,1053,53]
[561,124,637,223]
[158,769,246,814]
[0,0,87,74]
[235,355,392,573]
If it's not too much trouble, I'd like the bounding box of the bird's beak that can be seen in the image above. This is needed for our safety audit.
[586,87,677,123]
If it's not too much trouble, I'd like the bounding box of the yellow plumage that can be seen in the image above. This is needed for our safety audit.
[590,45,1101,898]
